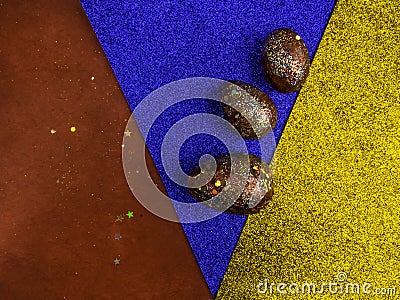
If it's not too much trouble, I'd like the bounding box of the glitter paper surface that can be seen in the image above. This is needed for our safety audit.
[217,0,400,298]
[80,0,335,295]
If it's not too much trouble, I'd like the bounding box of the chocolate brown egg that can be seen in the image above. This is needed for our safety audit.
[221,80,277,139]
[261,28,310,93]
[188,153,273,214]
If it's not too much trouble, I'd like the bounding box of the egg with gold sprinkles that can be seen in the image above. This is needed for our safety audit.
[262,28,310,93]
[221,80,277,139]
[188,153,274,215]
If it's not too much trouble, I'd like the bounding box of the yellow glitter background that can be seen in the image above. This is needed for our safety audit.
[217,0,399,299]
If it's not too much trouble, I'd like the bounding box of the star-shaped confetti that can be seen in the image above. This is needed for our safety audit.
[124,130,132,137]
[115,215,124,222]
[126,211,134,218]
[114,258,120,265]
[115,233,122,240]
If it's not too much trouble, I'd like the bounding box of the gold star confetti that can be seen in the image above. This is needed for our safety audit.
[50,129,56,134]
[70,126,76,133]
[115,215,124,222]
[124,130,132,137]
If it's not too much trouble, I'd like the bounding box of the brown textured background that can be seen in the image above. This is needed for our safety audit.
[0,0,212,299]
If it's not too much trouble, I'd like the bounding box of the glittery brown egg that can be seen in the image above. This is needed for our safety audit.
[221,80,277,139]
[261,28,310,93]
[188,153,273,215]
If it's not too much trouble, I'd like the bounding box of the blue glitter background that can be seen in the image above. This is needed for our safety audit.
[81,0,335,295]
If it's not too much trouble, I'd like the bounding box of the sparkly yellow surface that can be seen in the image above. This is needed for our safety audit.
[217,0,400,299]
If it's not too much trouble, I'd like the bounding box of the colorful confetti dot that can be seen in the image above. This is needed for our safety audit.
[70,126,76,132]
[50,129,56,134]
[126,211,134,218]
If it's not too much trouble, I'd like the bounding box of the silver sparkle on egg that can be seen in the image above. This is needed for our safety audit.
[221,80,277,139]
[261,28,310,93]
